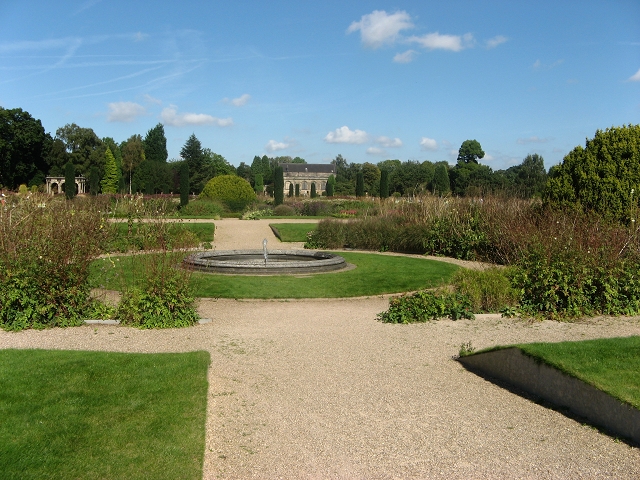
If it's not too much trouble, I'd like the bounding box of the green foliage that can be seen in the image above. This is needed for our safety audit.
[100,147,119,194]
[121,134,145,194]
[504,154,548,198]
[64,161,76,199]
[380,169,389,198]
[326,174,335,197]
[116,252,199,328]
[433,164,450,195]
[457,139,485,164]
[544,125,640,223]
[355,171,365,197]
[310,182,317,198]
[295,183,300,197]
[273,204,296,216]
[143,123,168,163]
[288,183,294,197]
[377,290,475,323]
[274,166,284,205]
[0,107,48,190]
[451,268,519,312]
[178,199,224,217]
[180,161,189,207]
[88,166,101,195]
[200,175,256,211]
[0,349,209,479]
[0,196,108,330]
[254,173,264,194]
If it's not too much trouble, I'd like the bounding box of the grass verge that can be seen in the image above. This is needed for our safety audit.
[91,251,458,299]
[111,222,215,243]
[270,223,317,242]
[0,349,210,480]
[515,336,640,410]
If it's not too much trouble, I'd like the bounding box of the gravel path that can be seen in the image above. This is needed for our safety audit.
[2,218,639,479]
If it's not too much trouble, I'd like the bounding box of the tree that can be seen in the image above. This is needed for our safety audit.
[291,156,306,164]
[121,135,145,194]
[180,161,189,208]
[0,107,48,189]
[251,155,273,186]
[505,153,547,198]
[449,160,494,196]
[64,161,76,199]
[356,171,365,197]
[326,174,335,197]
[457,139,485,164]
[433,164,450,196]
[180,134,206,194]
[143,123,168,163]
[273,166,284,206]
[362,162,381,196]
[102,137,123,191]
[310,183,317,198]
[254,174,264,194]
[295,184,300,197]
[100,147,118,194]
[200,175,256,211]
[380,169,389,198]
[236,162,253,183]
[288,183,294,197]
[544,125,640,222]
[55,123,103,174]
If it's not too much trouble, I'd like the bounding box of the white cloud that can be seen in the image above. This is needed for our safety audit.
[628,68,640,82]
[107,101,146,122]
[420,137,438,151]
[393,50,417,64]
[366,147,386,156]
[517,136,549,145]
[377,136,402,148]
[224,93,251,106]
[265,140,289,152]
[408,32,474,52]
[160,105,232,127]
[347,10,413,49]
[324,126,368,144]
[484,154,494,161]
[143,94,162,105]
[486,35,507,49]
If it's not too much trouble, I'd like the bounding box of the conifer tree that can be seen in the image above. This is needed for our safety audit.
[100,147,119,194]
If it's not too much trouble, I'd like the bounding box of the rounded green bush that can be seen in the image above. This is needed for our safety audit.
[200,175,256,211]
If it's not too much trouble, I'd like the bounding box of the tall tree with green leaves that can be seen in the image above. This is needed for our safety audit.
[380,169,389,198]
[181,134,206,194]
[143,123,168,163]
[457,139,485,164]
[288,183,294,197]
[254,174,264,194]
[121,134,145,194]
[274,166,284,205]
[433,164,450,196]
[64,161,76,199]
[326,174,335,197]
[356,171,365,197]
[55,123,103,175]
[310,183,317,198]
[544,125,640,222]
[100,147,118,194]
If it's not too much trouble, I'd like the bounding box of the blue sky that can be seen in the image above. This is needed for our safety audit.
[1,1,639,170]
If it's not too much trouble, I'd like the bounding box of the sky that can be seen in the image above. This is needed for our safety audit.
[1,0,639,171]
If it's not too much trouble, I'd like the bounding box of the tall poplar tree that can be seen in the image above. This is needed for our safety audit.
[100,147,118,194]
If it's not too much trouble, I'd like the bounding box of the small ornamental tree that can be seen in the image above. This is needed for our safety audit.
[88,167,100,195]
[100,147,118,194]
[180,161,189,208]
[356,172,365,197]
[288,183,294,197]
[274,166,284,206]
[295,184,300,197]
[254,174,264,194]
[310,183,317,198]
[379,169,389,198]
[200,175,256,211]
[433,164,450,196]
[64,161,76,199]
[326,174,335,197]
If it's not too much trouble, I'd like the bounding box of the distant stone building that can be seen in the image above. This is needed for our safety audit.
[45,176,87,195]
[281,163,335,196]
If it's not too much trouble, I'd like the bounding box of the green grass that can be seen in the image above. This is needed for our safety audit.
[90,251,458,298]
[270,223,317,242]
[0,349,209,480]
[515,336,640,410]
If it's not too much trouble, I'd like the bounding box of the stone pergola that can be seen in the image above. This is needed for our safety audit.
[281,163,335,196]
[45,176,87,195]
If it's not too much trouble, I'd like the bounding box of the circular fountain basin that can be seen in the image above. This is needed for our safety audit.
[183,249,347,275]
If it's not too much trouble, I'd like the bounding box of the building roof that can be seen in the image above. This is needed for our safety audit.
[280,163,335,174]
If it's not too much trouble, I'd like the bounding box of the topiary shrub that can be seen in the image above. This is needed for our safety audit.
[200,175,256,212]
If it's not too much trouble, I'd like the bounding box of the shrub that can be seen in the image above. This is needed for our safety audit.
[116,252,199,329]
[451,267,519,313]
[273,204,295,216]
[179,198,224,217]
[0,195,109,330]
[200,175,256,212]
[377,290,475,323]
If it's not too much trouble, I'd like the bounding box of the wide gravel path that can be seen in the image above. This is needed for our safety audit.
[1,218,639,479]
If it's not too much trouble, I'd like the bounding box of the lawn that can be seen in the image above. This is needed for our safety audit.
[0,349,210,480]
[516,336,640,410]
[111,222,215,242]
[90,251,458,299]
[270,222,317,242]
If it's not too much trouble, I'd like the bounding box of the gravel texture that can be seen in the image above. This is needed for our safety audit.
[2,218,639,479]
